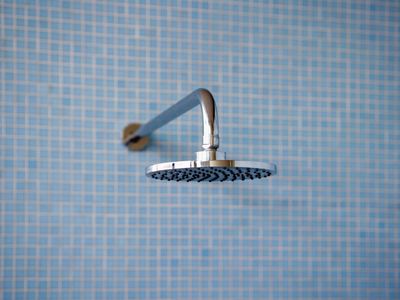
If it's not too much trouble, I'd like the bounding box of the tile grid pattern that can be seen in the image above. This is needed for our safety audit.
[1,0,399,299]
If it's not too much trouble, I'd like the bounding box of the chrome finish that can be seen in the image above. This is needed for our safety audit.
[146,159,277,182]
[123,88,219,150]
[195,150,226,161]
[123,88,277,182]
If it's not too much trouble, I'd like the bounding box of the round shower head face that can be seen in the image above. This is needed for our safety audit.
[146,160,276,182]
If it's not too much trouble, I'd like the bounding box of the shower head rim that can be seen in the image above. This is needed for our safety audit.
[146,159,277,179]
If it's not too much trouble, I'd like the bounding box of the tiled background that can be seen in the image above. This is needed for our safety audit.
[1,0,399,299]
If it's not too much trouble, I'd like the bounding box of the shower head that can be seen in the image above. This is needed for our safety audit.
[146,159,276,182]
[122,88,277,182]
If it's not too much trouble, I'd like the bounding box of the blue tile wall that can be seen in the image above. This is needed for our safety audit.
[1,0,399,299]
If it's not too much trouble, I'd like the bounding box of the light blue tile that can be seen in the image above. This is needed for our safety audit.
[0,0,399,299]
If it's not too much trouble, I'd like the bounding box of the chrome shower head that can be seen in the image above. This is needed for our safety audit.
[146,159,276,182]
[122,88,277,182]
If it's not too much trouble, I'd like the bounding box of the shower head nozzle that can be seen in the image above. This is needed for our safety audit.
[122,88,277,182]
[146,159,276,182]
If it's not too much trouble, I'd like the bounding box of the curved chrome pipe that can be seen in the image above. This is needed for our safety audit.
[123,88,219,150]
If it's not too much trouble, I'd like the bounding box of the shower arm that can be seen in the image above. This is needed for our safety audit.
[123,88,220,153]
